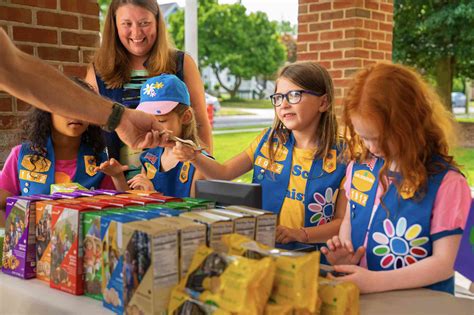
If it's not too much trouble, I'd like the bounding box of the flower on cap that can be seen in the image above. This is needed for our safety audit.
[154,82,164,89]
[143,83,156,97]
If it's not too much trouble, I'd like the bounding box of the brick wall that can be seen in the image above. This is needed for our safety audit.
[297,0,393,112]
[0,0,100,168]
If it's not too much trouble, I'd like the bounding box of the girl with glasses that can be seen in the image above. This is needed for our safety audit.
[321,63,471,294]
[173,61,347,249]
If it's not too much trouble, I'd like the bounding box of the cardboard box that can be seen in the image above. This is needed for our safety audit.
[207,208,256,240]
[225,206,277,247]
[50,204,96,295]
[2,196,43,278]
[114,194,163,205]
[101,214,144,313]
[183,197,216,209]
[82,209,131,300]
[179,211,233,253]
[122,220,179,315]
[152,217,206,279]
[36,199,68,283]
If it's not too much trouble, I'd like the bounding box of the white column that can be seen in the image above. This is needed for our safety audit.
[185,0,198,63]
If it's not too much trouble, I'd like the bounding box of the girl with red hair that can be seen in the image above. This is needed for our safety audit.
[321,62,471,294]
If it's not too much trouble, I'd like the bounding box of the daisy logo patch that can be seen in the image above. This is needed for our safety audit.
[307,187,338,225]
[372,217,428,269]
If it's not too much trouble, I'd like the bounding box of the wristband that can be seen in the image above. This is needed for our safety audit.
[300,227,309,243]
[101,102,125,132]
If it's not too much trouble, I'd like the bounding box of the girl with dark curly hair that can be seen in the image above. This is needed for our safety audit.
[0,78,117,207]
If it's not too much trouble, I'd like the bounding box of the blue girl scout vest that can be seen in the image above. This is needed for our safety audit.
[252,129,346,228]
[18,138,106,195]
[349,157,459,294]
[95,51,185,161]
[139,147,195,198]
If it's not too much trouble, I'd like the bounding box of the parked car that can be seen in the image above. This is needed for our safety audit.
[205,93,221,112]
[451,92,467,108]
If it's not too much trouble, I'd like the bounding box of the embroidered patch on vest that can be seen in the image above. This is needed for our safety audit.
[372,217,428,269]
[308,187,337,225]
[322,149,337,173]
[352,170,376,192]
[362,157,376,171]
[350,188,368,206]
[144,152,158,164]
[145,162,157,179]
[84,156,98,176]
[21,155,51,173]
[255,156,283,174]
[19,169,48,184]
[399,183,416,200]
[260,142,288,161]
[179,162,190,183]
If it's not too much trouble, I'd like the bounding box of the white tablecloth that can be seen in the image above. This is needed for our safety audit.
[1,272,473,315]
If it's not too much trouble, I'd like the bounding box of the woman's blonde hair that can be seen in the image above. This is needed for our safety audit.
[343,62,459,198]
[267,61,340,166]
[93,0,177,88]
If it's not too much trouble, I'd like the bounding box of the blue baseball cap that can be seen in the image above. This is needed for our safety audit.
[136,74,190,115]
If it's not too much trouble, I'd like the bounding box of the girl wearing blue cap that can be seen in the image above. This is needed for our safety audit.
[173,62,347,247]
[97,74,204,198]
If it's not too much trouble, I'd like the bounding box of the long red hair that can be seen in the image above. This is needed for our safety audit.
[343,62,459,198]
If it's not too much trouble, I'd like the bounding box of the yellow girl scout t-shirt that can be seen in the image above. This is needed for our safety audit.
[246,131,317,229]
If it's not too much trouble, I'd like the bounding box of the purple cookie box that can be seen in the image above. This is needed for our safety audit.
[2,196,43,279]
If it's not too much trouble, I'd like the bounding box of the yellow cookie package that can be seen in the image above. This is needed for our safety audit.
[172,245,275,315]
[223,234,321,314]
[318,278,359,315]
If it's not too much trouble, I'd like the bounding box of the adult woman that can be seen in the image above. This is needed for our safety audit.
[85,0,212,178]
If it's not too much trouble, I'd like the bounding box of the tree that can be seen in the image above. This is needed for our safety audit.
[393,1,474,110]
[169,1,286,99]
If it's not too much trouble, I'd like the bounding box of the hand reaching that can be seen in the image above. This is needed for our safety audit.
[276,225,306,244]
[116,109,175,149]
[95,158,128,177]
[320,235,365,266]
[172,142,199,163]
[127,174,155,191]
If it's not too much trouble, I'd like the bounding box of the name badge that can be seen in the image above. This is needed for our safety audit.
[255,156,283,174]
[350,188,368,207]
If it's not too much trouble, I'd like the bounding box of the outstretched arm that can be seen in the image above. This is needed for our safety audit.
[172,142,253,180]
[0,29,167,149]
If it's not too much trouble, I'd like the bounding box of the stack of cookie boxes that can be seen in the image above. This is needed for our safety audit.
[1,189,277,314]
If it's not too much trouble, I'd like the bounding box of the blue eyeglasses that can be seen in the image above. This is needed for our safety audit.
[269,90,325,107]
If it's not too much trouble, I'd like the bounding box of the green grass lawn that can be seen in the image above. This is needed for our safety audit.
[214,107,254,117]
[221,99,272,109]
[454,147,474,186]
[213,129,474,186]
[213,130,260,183]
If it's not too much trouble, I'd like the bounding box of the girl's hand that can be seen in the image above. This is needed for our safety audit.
[172,142,199,163]
[331,265,378,294]
[275,225,305,244]
[95,158,128,177]
[127,174,155,191]
[320,235,365,266]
